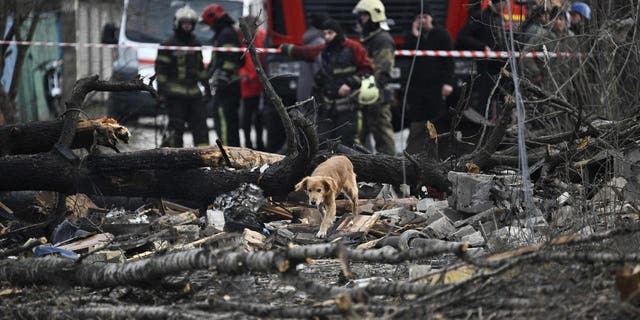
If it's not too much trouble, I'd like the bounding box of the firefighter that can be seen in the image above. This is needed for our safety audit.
[280,19,376,148]
[352,0,397,155]
[200,4,243,147]
[155,5,210,148]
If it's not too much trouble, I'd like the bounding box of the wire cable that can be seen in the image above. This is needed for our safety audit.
[399,0,425,193]
[503,1,536,238]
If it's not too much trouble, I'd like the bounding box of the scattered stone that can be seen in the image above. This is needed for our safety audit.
[408,264,432,279]
[423,216,456,239]
[243,228,268,251]
[461,231,485,247]
[489,226,537,248]
[173,225,200,244]
[451,225,476,240]
[416,198,438,212]
[155,211,198,228]
[447,172,495,214]
[454,207,505,228]
[206,209,225,231]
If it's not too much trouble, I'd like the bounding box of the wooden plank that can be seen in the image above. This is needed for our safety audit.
[58,233,114,253]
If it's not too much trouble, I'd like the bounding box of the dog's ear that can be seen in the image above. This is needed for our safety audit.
[295,177,309,192]
[322,177,338,195]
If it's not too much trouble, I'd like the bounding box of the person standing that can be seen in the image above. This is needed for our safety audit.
[352,0,396,155]
[569,2,591,35]
[456,0,508,116]
[239,15,265,150]
[280,19,375,148]
[200,4,243,147]
[403,7,454,155]
[155,5,210,147]
[523,7,578,94]
[518,5,550,44]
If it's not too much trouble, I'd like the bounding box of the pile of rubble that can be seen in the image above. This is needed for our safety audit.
[2,165,640,319]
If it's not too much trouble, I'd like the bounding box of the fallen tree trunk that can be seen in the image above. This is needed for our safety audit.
[0,148,450,200]
[11,305,211,320]
[0,117,129,156]
[0,151,303,203]
[0,242,468,288]
[346,152,451,192]
[87,146,284,172]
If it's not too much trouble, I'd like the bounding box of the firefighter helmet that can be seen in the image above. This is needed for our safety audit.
[200,4,227,26]
[353,0,387,23]
[358,75,380,105]
[174,5,198,29]
[570,2,591,20]
[353,0,389,30]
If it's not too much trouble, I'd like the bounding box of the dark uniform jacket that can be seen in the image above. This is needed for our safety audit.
[286,38,374,102]
[155,33,207,97]
[209,24,243,87]
[403,26,454,121]
[360,28,395,101]
[456,8,507,74]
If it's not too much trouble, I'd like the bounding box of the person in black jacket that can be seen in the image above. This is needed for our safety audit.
[403,8,454,155]
[155,5,210,147]
[200,4,244,147]
[456,0,507,115]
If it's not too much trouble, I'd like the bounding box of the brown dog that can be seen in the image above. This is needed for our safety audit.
[295,155,359,238]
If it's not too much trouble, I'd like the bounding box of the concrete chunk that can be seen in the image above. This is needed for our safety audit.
[451,225,476,240]
[423,216,456,239]
[447,172,495,214]
[461,231,485,247]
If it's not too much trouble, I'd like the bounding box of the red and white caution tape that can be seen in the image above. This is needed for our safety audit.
[0,40,579,58]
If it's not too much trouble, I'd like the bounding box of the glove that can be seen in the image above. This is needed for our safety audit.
[279,44,293,55]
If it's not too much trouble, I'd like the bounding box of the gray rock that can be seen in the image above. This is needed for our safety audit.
[451,225,476,240]
[461,231,485,247]
[416,198,438,212]
[447,172,496,214]
[423,216,456,239]
[408,264,432,279]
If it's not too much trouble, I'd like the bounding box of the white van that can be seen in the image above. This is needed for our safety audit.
[105,0,256,122]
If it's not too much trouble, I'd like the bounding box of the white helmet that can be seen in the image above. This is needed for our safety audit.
[353,0,390,31]
[174,5,198,28]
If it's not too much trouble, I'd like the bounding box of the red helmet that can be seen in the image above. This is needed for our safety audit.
[200,4,227,26]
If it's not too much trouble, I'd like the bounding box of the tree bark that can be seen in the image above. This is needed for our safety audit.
[0,242,468,288]
[0,117,130,155]
[346,152,452,192]
[0,151,304,203]
[0,148,451,200]
[87,146,284,172]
